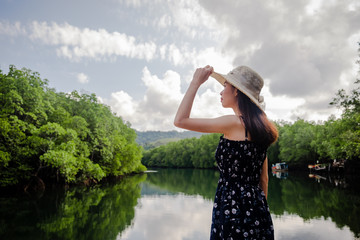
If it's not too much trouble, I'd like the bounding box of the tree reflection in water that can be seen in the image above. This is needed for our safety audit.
[268,172,360,238]
[0,174,146,240]
[0,169,359,240]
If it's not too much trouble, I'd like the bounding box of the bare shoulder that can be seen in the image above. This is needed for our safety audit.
[219,115,243,131]
[221,115,246,140]
[219,115,242,126]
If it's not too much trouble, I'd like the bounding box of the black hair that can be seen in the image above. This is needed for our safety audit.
[236,90,278,148]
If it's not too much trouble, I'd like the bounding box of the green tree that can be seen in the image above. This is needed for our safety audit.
[328,43,360,165]
[0,66,145,188]
[278,120,318,167]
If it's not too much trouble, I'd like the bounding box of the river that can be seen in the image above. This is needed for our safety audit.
[0,168,359,240]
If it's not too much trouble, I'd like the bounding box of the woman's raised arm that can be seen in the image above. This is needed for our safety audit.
[174,66,213,129]
[174,66,235,134]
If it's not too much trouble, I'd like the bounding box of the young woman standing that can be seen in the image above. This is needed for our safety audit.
[174,65,278,240]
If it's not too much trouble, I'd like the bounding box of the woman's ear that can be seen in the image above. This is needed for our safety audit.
[234,88,239,96]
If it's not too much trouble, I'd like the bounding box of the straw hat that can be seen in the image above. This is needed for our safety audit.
[211,66,265,111]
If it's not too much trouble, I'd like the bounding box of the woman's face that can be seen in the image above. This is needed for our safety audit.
[220,82,237,108]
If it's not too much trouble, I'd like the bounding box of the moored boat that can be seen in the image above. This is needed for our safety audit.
[271,162,288,172]
[308,163,329,171]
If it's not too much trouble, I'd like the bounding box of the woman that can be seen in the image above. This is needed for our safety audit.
[174,65,278,240]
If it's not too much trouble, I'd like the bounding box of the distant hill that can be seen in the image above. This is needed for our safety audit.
[135,130,204,150]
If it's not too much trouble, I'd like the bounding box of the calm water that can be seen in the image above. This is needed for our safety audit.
[0,169,359,240]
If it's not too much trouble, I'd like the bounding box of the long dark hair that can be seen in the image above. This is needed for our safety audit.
[236,90,278,148]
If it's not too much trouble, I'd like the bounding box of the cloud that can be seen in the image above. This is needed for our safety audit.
[111,0,359,125]
[103,67,231,131]
[165,0,219,39]
[122,0,221,40]
[197,0,360,120]
[0,19,226,69]
[0,21,26,36]
[27,21,157,61]
[155,14,172,29]
[119,0,144,8]
[76,73,89,84]
[107,90,138,116]
[103,67,182,130]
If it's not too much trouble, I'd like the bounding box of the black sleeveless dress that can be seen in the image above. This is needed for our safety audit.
[210,135,274,240]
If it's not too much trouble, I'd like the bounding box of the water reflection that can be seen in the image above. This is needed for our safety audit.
[268,172,360,239]
[273,214,354,240]
[120,169,218,240]
[272,170,288,179]
[0,174,146,240]
[0,169,359,240]
[308,172,349,188]
[119,194,213,240]
[144,168,219,200]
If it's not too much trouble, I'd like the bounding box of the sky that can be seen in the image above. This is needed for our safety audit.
[1,0,359,131]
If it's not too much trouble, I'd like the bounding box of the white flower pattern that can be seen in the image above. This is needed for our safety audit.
[210,136,274,240]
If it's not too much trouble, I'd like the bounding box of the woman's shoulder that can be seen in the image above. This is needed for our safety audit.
[219,114,240,120]
[220,115,243,126]
[220,115,246,139]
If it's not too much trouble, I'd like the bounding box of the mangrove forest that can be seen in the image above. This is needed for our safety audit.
[0,65,146,189]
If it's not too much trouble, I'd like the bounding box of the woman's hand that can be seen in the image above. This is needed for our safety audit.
[191,65,214,87]
[174,65,213,130]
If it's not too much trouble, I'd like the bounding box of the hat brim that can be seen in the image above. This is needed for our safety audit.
[210,72,265,112]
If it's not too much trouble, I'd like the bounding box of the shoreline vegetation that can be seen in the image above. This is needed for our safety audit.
[0,66,146,192]
[1,51,359,191]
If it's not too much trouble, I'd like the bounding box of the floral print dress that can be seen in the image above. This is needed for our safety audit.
[210,136,274,240]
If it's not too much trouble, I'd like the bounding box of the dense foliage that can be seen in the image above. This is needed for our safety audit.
[142,133,221,168]
[0,65,146,188]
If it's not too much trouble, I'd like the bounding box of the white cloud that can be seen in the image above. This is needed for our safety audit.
[108,90,138,116]
[260,82,306,121]
[28,21,157,61]
[167,44,184,66]
[158,44,234,70]
[103,67,183,130]
[76,73,89,84]
[0,19,227,70]
[167,0,218,39]
[129,0,221,40]
[141,67,183,114]
[104,67,233,131]
[119,0,144,8]
[0,21,26,36]
[191,47,234,74]
[156,14,172,29]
